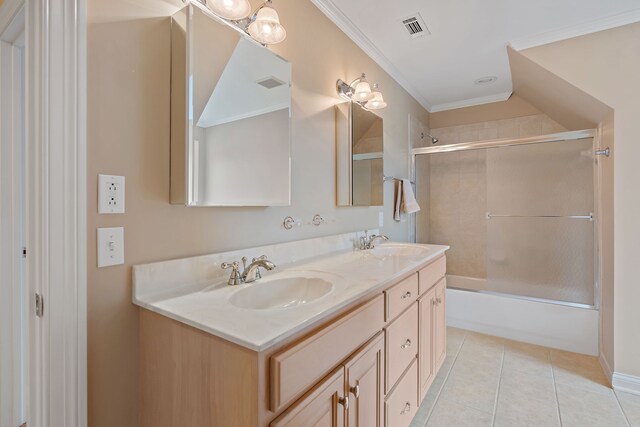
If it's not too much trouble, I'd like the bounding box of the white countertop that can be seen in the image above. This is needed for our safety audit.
[133,238,448,352]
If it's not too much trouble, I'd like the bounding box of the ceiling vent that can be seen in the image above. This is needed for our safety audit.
[401,13,430,39]
[256,76,286,89]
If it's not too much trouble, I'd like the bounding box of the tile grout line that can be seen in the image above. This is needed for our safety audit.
[613,390,633,427]
[550,359,564,427]
[422,332,468,426]
[490,342,506,427]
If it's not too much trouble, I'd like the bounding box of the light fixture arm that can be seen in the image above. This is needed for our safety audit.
[336,73,387,110]
[232,0,271,30]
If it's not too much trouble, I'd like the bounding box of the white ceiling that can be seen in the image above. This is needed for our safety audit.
[312,0,640,112]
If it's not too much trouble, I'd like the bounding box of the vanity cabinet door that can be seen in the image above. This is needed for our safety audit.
[418,288,436,401]
[433,279,447,371]
[345,333,384,427]
[271,368,346,427]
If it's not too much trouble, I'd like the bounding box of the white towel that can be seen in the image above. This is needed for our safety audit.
[394,180,404,222]
[401,179,421,214]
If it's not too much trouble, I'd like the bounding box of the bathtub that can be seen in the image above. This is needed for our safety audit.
[445,275,599,356]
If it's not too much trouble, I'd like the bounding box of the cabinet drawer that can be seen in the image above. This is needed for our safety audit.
[270,294,384,413]
[385,273,418,322]
[385,358,418,427]
[385,303,418,392]
[418,256,446,296]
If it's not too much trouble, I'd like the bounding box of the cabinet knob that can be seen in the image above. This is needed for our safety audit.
[350,384,360,398]
[338,395,349,410]
[401,402,411,415]
[436,297,443,305]
[401,339,412,349]
[401,291,412,299]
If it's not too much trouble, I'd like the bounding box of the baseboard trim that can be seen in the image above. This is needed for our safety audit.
[599,353,613,384]
[612,372,640,396]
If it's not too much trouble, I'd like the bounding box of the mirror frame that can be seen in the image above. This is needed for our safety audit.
[170,3,292,207]
[335,101,384,207]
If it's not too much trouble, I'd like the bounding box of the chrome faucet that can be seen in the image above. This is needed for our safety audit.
[360,230,389,250]
[221,255,276,286]
[241,256,276,283]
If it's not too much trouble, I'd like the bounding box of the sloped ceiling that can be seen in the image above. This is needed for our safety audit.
[508,47,611,130]
[311,0,640,112]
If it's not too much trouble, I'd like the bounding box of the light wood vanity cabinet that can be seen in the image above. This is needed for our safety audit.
[345,333,385,427]
[384,302,418,393]
[418,287,436,401]
[433,278,447,371]
[385,359,419,427]
[418,277,447,400]
[271,367,346,427]
[273,333,385,427]
[139,254,447,427]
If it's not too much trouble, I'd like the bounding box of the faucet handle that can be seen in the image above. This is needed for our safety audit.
[221,261,242,286]
[221,261,239,270]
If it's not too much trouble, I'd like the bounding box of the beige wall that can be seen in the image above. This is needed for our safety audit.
[598,112,615,372]
[87,0,428,425]
[521,22,640,377]
[429,94,542,129]
[509,47,610,130]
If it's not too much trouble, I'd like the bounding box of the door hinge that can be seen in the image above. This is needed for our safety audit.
[35,293,44,318]
[22,247,27,258]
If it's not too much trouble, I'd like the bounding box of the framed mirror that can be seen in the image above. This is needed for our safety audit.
[171,4,292,206]
[335,102,384,206]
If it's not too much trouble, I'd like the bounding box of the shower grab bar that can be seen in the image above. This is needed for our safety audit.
[486,213,593,221]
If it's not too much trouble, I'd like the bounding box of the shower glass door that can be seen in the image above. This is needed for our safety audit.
[414,135,596,307]
[485,138,595,306]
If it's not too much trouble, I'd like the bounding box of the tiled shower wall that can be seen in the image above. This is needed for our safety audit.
[416,115,567,279]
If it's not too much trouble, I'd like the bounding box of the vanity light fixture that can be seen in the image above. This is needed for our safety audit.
[337,73,388,110]
[204,0,287,46]
[367,84,387,110]
[247,1,287,45]
[206,0,251,20]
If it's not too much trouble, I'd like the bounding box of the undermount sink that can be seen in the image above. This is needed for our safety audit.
[367,243,430,259]
[229,276,334,310]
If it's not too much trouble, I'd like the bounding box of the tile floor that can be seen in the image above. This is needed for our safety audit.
[410,327,640,427]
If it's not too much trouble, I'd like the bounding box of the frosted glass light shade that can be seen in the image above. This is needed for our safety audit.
[353,75,374,102]
[367,85,387,109]
[206,0,251,20]
[248,6,287,45]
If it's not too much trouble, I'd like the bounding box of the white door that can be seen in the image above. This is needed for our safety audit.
[0,7,27,427]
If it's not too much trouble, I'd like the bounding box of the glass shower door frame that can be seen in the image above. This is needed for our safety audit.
[408,129,602,309]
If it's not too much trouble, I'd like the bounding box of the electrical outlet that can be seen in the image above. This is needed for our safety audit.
[97,227,124,267]
[379,212,384,228]
[99,174,125,214]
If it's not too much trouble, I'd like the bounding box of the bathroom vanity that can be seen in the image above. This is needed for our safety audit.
[133,233,448,426]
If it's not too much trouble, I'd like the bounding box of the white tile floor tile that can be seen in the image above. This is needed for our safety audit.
[411,327,631,427]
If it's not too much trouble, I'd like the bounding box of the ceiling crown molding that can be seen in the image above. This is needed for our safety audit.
[309,0,432,111]
[429,91,513,113]
[509,8,640,51]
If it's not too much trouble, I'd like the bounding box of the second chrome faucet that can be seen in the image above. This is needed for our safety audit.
[360,230,389,250]
[221,255,276,286]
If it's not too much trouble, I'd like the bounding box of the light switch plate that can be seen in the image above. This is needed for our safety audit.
[98,174,125,214]
[97,227,124,267]
[379,212,384,228]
